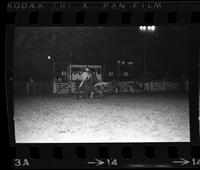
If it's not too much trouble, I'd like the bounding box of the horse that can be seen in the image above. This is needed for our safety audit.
[89,74,105,98]
[77,76,122,99]
[92,80,120,97]
[77,74,103,99]
[77,78,92,99]
[104,81,120,95]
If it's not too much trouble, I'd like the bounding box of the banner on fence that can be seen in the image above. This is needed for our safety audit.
[53,82,70,94]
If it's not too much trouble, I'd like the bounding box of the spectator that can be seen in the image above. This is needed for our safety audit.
[72,72,76,81]
[27,77,35,96]
[58,76,62,82]
[53,78,57,94]
[73,72,77,80]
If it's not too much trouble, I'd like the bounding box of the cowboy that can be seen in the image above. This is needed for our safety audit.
[79,67,90,88]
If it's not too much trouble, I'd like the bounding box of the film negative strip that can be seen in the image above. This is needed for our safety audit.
[5,1,200,169]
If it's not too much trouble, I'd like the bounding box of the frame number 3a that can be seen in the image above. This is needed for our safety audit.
[13,159,30,167]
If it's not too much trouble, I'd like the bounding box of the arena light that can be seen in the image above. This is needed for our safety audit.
[148,25,156,31]
[140,25,156,32]
[151,25,156,31]
[147,26,151,31]
[139,26,143,31]
[128,61,134,65]
[139,26,147,31]
[121,61,125,65]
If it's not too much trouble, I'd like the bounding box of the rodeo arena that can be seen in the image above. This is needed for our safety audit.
[13,61,190,143]
[13,27,191,143]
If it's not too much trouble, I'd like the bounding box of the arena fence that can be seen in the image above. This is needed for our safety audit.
[13,80,188,95]
[144,80,184,92]
[13,81,52,95]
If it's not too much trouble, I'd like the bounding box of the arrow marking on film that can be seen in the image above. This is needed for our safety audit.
[87,159,105,166]
[172,158,190,166]
[87,161,96,165]
[95,159,105,166]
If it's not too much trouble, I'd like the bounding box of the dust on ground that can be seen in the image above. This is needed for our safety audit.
[13,93,190,143]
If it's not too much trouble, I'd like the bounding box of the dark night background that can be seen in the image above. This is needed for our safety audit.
[13,27,190,81]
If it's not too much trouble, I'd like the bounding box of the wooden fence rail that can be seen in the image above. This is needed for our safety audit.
[13,80,188,95]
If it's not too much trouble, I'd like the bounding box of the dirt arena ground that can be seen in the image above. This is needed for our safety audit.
[13,93,190,143]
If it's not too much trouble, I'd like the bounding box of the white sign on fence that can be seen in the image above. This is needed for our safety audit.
[53,82,70,94]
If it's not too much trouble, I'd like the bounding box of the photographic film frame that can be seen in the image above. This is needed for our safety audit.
[5,1,200,169]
